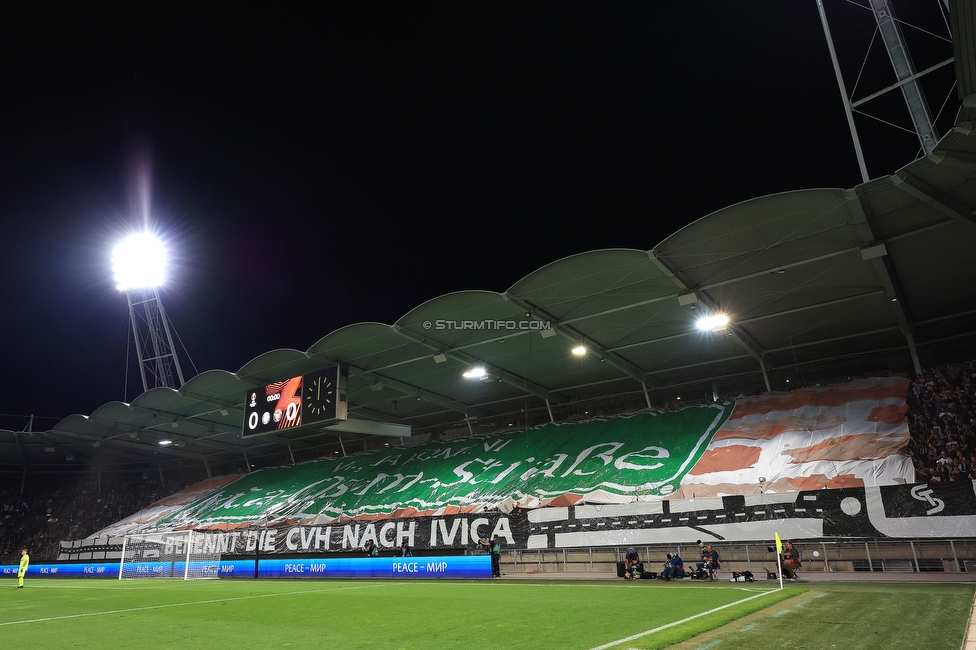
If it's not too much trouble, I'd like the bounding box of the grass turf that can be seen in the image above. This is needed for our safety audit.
[0,578,971,649]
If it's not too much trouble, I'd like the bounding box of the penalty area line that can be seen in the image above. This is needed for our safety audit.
[0,582,391,627]
[588,589,780,650]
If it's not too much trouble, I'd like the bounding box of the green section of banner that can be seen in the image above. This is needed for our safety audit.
[156,403,734,528]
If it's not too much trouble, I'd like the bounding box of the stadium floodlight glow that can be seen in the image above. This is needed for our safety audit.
[158,438,173,446]
[112,232,167,291]
[572,345,587,356]
[696,314,730,331]
[463,366,488,380]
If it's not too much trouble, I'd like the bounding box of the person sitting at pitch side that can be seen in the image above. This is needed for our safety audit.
[781,540,801,580]
[623,547,644,580]
[697,544,720,580]
[661,552,685,580]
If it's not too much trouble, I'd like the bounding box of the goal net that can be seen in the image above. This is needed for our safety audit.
[119,530,222,580]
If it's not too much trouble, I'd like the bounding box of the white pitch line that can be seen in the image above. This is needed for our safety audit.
[0,582,391,627]
[588,589,780,650]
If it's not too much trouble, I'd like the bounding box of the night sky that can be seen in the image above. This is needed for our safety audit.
[0,2,958,428]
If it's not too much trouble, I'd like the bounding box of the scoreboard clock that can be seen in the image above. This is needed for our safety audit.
[242,364,347,438]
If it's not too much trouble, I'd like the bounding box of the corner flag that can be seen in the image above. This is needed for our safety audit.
[774,532,784,588]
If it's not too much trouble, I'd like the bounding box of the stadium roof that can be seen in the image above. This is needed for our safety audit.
[4,5,976,479]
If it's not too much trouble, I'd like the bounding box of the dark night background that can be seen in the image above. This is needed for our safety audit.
[0,2,958,429]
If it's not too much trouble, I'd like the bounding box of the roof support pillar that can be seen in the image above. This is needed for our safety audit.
[759,359,771,393]
[545,398,554,423]
[848,189,924,375]
[203,455,212,479]
[905,332,923,376]
[641,381,652,410]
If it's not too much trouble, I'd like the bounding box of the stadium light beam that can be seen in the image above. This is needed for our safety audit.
[696,314,730,331]
[112,232,167,292]
[463,366,488,380]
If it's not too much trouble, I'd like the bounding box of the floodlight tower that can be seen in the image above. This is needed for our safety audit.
[817,0,952,182]
[112,232,186,393]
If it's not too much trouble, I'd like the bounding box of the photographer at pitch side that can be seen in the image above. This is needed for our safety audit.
[696,543,720,581]
[660,552,685,581]
[781,540,801,580]
[622,547,644,580]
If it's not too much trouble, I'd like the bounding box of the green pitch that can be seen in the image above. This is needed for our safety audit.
[0,578,971,649]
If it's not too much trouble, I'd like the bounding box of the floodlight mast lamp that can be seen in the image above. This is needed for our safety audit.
[113,234,186,394]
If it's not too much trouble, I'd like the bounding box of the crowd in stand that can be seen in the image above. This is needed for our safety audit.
[907,361,976,485]
[0,478,175,563]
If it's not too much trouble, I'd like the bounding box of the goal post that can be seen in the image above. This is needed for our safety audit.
[119,530,222,580]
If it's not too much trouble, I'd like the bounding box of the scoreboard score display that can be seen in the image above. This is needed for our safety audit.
[243,364,347,437]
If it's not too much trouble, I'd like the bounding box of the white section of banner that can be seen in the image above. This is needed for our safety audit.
[528,508,569,523]
[574,502,665,519]
[549,518,825,547]
[673,377,914,498]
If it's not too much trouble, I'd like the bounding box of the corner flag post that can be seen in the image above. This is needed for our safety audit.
[775,532,784,589]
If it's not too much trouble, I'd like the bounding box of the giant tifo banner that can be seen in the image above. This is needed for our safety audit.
[147,401,734,530]
[75,377,969,554]
[670,377,915,498]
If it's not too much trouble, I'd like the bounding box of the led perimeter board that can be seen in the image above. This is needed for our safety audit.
[243,364,347,438]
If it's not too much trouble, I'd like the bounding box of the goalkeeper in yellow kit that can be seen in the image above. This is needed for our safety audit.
[17,549,29,588]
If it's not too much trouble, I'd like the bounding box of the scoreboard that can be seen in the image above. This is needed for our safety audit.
[242,364,347,437]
